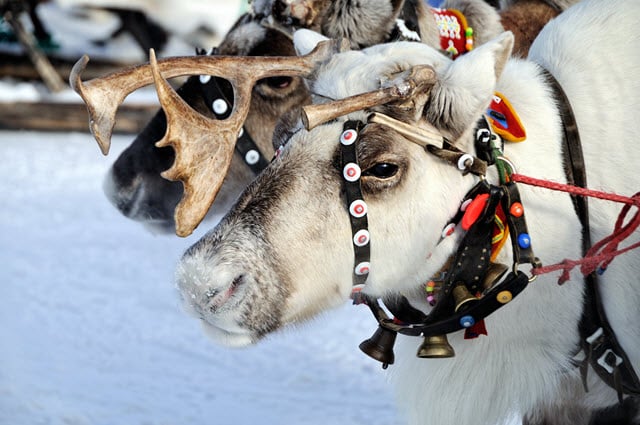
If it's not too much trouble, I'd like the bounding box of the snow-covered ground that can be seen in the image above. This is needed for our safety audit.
[0,131,402,425]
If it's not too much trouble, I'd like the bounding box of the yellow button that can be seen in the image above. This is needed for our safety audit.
[497,291,513,304]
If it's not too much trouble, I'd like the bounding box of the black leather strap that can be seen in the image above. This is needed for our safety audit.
[543,67,640,399]
[341,120,370,287]
[200,75,269,175]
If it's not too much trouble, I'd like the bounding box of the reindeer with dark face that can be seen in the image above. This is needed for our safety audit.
[82,0,507,235]
[119,0,639,423]
[98,13,308,233]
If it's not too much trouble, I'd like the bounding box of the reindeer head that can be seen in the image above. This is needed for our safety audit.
[76,13,311,234]
[172,31,514,346]
[72,32,348,237]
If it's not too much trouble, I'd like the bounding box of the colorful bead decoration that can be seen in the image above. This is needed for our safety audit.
[349,199,368,218]
[341,122,371,287]
[465,27,474,51]
[441,223,456,238]
[353,229,370,247]
[425,280,438,306]
[340,129,358,145]
[343,163,362,182]
[355,261,370,276]
[509,202,524,217]
[518,233,531,249]
[496,290,513,304]
[431,8,474,59]
[460,315,475,328]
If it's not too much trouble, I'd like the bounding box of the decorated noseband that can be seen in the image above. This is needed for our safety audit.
[340,121,371,290]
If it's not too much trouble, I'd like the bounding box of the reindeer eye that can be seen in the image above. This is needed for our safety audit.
[363,163,398,179]
[259,76,292,89]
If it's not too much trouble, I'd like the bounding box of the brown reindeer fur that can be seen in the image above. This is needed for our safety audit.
[500,0,560,57]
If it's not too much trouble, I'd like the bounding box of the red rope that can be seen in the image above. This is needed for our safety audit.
[510,173,640,284]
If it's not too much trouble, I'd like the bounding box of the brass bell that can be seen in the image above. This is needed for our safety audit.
[417,334,455,358]
[482,262,509,290]
[359,326,397,369]
[452,283,478,312]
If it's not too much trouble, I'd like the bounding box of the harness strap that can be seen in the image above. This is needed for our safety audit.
[340,121,370,288]
[543,67,640,400]
[426,142,488,176]
[200,74,269,175]
[383,271,530,337]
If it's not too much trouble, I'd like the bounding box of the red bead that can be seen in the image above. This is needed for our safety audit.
[461,193,489,230]
[510,202,524,217]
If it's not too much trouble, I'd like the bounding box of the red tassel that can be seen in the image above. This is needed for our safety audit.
[464,319,487,339]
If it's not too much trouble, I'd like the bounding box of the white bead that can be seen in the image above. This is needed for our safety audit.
[457,153,474,171]
[355,261,370,275]
[212,98,228,115]
[238,127,244,138]
[441,223,455,238]
[343,163,361,182]
[245,150,260,165]
[349,200,368,218]
[353,229,370,247]
[340,129,358,145]
[199,75,212,84]
[476,128,491,143]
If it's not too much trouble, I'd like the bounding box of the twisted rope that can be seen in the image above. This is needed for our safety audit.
[510,173,640,284]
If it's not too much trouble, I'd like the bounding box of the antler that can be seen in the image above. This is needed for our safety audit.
[70,54,213,155]
[146,40,342,237]
[301,65,437,130]
[70,38,341,156]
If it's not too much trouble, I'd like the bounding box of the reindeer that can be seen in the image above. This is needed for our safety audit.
[127,0,638,423]
[84,0,508,235]
[88,0,578,236]
[496,0,579,57]
[96,12,310,234]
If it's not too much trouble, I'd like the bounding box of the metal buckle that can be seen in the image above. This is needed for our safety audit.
[597,349,623,374]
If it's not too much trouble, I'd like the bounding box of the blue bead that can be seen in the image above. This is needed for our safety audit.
[460,315,475,328]
[518,233,531,249]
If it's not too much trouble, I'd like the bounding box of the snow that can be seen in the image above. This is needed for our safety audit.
[0,132,402,424]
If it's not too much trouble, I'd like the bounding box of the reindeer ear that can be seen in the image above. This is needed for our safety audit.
[294,29,331,56]
[423,31,514,139]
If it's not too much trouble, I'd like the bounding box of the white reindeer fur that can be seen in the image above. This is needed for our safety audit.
[177,0,640,423]
[300,2,640,422]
